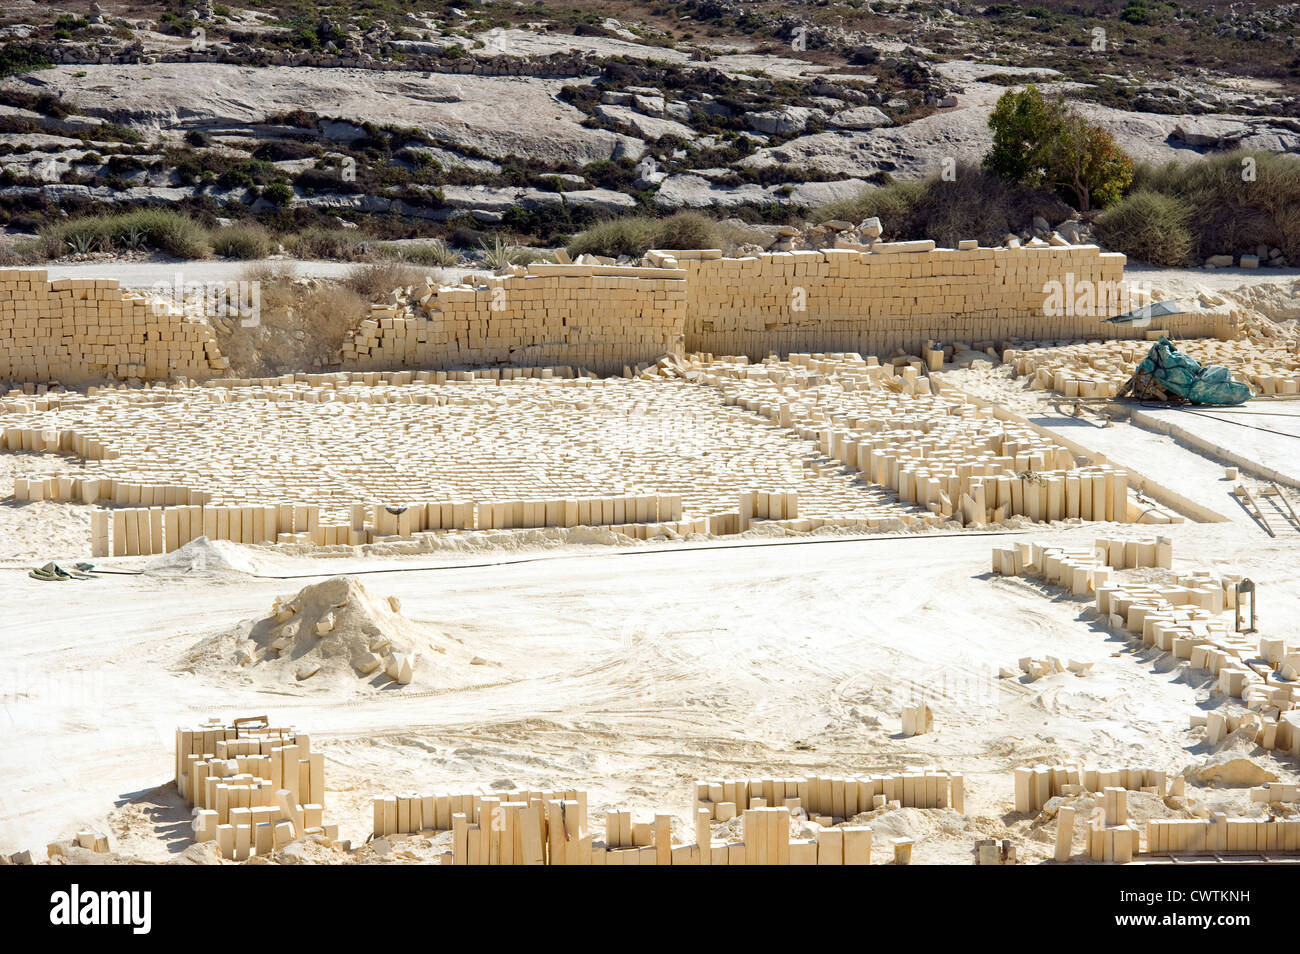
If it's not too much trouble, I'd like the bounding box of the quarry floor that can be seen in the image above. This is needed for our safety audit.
[3,333,1300,864]
[0,506,1297,864]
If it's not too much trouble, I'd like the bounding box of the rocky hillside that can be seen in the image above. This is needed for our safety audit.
[0,1,1297,257]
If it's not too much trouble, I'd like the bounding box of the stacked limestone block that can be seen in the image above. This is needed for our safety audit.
[1251,783,1300,804]
[1145,816,1300,856]
[341,263,687,375]
[368,772,958,864]
[656,244,1194,359]
[2,370,937,555]
[1098,572,1298,738]
[1057,780,1298,860]
[0,270,226,385]
[176,718,336,860]
[1021,762,1300,861]
[694,771,963,823]
[992,538,1299,759]
[991,537,1172,594]
[1015,763,1178,814]
[706,353,1177,525]
[1008,337,1300,399]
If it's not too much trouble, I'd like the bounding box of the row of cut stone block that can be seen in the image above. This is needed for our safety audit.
[1,269,226,385]
[372,787,883,865]
[694,770,963,823]
[5,371,909,530]
[73,493,706,556]
[1008,337,1300,398]
[1091,571,1299,756]
[1145,816,1300,855]
[1015,763,1179,814]
[992,537,1172,594]
[343,267,687,376]
[706,352,1179,525]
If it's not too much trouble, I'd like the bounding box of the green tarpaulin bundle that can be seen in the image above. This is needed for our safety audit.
[1135,336,1253,406]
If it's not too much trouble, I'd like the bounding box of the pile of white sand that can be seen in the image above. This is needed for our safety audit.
[179,575,482,691]
[145,537,270,577]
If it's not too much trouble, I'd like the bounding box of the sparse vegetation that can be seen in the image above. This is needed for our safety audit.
[341,261,429,300]
[0,0,1293,270]
[815,167,1071,248]
[1094,190,1193,266]
[385,238,462,267]
[38,209,212,259]
[282,226,369,260]
[566,211,724,258]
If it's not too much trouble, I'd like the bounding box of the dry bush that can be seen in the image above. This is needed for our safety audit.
[1134,150,1300,262]
[342,261,430,301]
[211,223,275,259]
[566,211,724,258]
[815,165,1070,246]
[1094,190,1194,266]
[298,283,369,367]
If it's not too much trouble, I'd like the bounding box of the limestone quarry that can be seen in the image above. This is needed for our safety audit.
[0,4,1297,916]
[4,235,1298,874]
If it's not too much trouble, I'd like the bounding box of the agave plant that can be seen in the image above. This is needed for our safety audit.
[65,231,99,255]
[477,234,522,270]
[120,227,147,251]
[420,237,461,267]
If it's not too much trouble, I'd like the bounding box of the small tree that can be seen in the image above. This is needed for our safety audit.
[983,85,1064,187]
[1045,114,1133,212]
[985,86,1134,212]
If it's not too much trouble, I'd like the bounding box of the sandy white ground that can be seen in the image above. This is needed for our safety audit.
[3,270,1299,862]
[1,500,1296,863]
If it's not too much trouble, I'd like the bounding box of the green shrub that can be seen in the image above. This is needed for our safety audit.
[211,223,275,259]
[815,166,1070,247]
[1094,190,1194,266]
[261,182,295,206]
[0,43,51,79]
[566,211,723,258]
[39,209,211,259]
[1133,151,1300,263]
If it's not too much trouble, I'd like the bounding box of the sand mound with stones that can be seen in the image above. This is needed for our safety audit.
[179,575,485,691]
[1195,728,1280,786]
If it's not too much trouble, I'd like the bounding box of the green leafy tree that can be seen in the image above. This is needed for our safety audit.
[1045,114,1134,212]
[983,85,1065,187]
[985,86,1134,212]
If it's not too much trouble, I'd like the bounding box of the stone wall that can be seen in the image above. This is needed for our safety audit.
[659,244,1221,358]
[0,271,226,386]
[340,263,688,376]
[5,245,1238,386]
